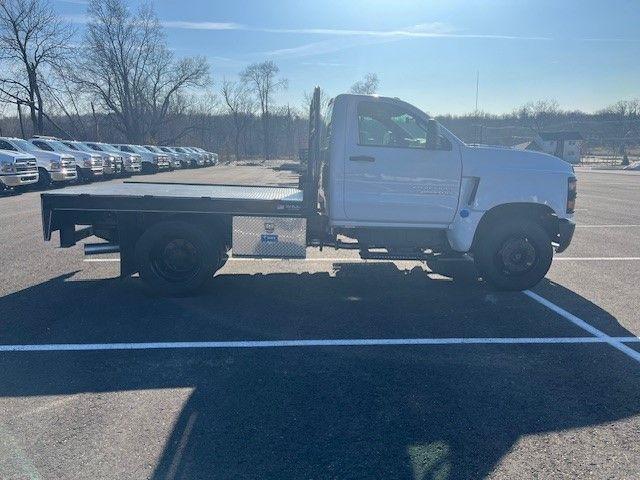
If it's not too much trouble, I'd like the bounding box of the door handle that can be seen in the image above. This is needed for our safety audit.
[349,155,375,162]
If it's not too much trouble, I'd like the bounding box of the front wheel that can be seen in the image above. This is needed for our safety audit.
[135,221,223,296]
[37,168,52,189]
[474,219,553,291]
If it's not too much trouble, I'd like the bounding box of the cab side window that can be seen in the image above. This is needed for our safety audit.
[33,141,53,151]
[357,101,427,149]
[0,140,16,151]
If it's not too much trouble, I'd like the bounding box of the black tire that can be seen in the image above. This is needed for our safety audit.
[474,219,552,291]
[135,221,222,296]
[141,163,159,174]
[37,168,52,189]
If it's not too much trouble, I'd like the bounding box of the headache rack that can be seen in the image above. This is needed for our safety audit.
[303,86,323,214]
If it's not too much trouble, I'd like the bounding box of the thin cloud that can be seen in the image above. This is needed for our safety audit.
[156,20,554,41]
[259,22,456,37]
[62,13,89,24]
[266,37,395,58]
[159,21,243,31]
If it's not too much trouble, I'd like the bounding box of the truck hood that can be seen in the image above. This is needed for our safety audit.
[461,144,574,175]
[29,149,74,162]
[0,149,35,164]
[67,151,100,162]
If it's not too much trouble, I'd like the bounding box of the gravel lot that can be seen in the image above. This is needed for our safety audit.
[0,164,639,479]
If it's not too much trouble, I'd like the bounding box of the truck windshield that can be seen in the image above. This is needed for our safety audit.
[62,142,78,151]
[51,140,73,151]
[12,139,35,151]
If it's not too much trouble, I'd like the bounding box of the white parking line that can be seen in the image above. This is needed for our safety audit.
[553,257,640,261]
[2,336,640,353]
[84,257,640,263]
[576,224,640,228]
[524,290,640,364]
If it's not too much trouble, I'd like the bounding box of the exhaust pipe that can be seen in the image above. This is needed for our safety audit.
[84,243,120,256]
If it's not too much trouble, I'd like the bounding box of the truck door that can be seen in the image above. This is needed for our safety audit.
[343,99,462,225]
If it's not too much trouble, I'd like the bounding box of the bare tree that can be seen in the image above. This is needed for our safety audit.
[221,78,255,161]
[240,61,287,160]
[514,99,561,132]
[77,0,209,143]
[0,0,74,135]
[600,99,640,162]
[350,73,379,95]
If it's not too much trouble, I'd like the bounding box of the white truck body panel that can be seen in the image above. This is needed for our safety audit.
[341,96,462,225]
[447,145,574,251]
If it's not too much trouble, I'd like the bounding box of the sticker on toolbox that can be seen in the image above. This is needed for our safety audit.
[261,234,278,243]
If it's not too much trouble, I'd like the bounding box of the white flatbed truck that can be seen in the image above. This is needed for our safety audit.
[41,88,576,295]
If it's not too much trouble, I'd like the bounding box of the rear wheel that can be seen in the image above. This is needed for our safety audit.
[474,219,552,291]
[135,221,223,296]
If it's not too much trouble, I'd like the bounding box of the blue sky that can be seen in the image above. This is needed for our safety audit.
[57,0,640,114]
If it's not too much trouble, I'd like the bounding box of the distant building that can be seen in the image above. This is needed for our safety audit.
[514,131,584,164]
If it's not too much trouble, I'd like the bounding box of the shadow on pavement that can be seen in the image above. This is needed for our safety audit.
[0,264,639,479]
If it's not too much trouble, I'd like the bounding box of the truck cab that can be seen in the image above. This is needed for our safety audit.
[309,93,576,289]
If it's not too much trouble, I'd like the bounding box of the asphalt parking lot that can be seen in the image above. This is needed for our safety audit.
[0,164,639,479]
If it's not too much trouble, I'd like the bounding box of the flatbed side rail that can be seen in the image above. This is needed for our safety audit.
[40,190,306,248]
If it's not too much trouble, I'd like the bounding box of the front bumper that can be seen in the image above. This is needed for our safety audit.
[0,172,39,187]
[51,169,78,182]
[122,160,142,173]
[103,160,124,175]
[78,166,103,177]
[556,218,576,253]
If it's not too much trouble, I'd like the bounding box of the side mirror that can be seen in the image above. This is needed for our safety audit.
[426,119,440,149]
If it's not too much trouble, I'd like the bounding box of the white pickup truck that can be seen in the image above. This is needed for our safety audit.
[0,149,39,190]
[0,137,77,187]
[41,89,576,295]
[114,144,171,173]
[30,137,104,181]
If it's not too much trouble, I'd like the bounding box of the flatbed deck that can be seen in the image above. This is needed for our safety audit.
[41,181,305,243]
[43,181,303,213]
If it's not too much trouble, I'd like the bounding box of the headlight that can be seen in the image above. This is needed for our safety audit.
[0,163,16,173]
[50,161,61,170]
[84,158,92,167]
